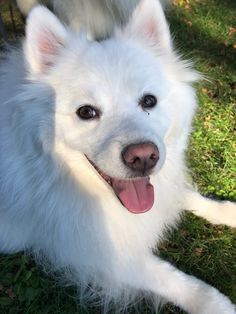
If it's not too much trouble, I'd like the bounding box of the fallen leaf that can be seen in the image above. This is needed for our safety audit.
[195,247,204,257]
[228,27,236,36]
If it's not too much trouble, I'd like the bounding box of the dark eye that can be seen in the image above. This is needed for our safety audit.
[139,94,157,110]
[76,105,100,120]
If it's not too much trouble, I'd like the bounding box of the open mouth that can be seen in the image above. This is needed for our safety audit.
[87,158,154,214]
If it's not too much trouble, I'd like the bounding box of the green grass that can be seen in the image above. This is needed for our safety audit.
[0,0,235,313]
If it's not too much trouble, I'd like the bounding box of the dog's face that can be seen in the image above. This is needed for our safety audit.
[52,41,170,177]
[24,0,198,213]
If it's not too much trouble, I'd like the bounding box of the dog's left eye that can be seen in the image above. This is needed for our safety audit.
[139,94,157,110]
[76,105,100,120]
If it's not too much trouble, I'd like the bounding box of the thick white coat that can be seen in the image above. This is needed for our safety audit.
[0,1,235,312]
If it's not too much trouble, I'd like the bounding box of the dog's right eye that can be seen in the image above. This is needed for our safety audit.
[76,105,100,120]
[139,94,157,110]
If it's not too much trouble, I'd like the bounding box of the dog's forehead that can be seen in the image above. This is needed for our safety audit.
[70,39,169,99]
[52,38,171,112]
[95,39,166,83]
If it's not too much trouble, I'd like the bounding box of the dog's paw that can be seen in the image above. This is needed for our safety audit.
[185,190,236,227]
[196,289,236,314]
[219,201,236,228]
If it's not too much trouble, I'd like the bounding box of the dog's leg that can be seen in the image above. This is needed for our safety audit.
[184,190,236,227]
[130,255,235,313]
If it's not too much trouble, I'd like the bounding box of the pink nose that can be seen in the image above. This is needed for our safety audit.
[122,143,159,174]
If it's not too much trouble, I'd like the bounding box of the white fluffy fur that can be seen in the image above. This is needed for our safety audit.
[0,1,235,313]
[16,0,168,39]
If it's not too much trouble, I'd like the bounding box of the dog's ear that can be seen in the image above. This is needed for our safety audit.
[24,6,68,74]
[122,0,173,55]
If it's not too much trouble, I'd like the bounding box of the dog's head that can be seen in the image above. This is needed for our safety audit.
[23,0,198,214]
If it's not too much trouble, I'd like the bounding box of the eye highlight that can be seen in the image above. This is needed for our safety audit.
[76,105,100,120]
[139,94,157,110]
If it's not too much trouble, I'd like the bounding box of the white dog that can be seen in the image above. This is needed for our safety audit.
[0,0,235,313]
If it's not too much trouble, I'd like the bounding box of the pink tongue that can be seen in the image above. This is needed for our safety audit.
[111,177,154,214]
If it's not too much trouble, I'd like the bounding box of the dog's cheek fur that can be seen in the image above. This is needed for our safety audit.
[164,83,197,148]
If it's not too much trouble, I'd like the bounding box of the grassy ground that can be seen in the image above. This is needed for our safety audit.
[0,0,235,313]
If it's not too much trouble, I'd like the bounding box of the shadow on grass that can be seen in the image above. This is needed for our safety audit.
[217,0,236,9]
[166,0,236,73]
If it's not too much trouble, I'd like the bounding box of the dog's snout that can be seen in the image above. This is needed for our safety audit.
[122,143,159,174]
